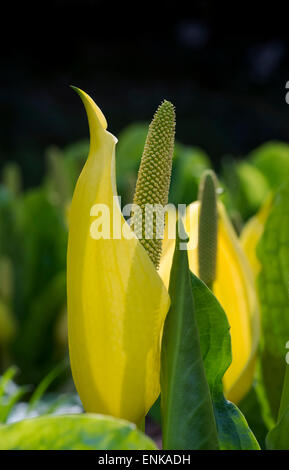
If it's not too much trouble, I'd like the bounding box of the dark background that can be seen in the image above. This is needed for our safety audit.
[1,1,289,187]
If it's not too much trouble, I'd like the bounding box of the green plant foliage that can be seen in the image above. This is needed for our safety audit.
[11,189,67,383]
[160,223,219,450]
[116,123,148,204]
[169,143,211,205]
[0,367,29,424]
[0,298,16,345]
[0,185,18,259]
[266,406,289,449]
[45,140,89,206]
[249,141,289,189]
[0,365,84,426]
[0,414,157,450]
[14,271,67,378]
[238,386,269,449]
[117,123,148,175]
[3,125,289,449]
[256,182,289,421]
[191,273,260,450]
[221,159,270,220]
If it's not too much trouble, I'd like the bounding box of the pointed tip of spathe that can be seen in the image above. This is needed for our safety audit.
[70,85,87,102]
[70,85,82,95]
[70,86,108,131]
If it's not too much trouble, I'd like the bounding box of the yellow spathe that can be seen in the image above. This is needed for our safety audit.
[240,195,273,279]
[159,201,260,404]
[67,88,170,425]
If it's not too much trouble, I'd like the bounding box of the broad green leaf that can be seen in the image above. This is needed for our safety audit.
[266,405,289,449]
[256,183,289,421]
[238,386,269,449]
[249,141,289,189]
[221,159,270,220]
[160,226,219,450]
[0,414,157,450]
[191,273,260,450]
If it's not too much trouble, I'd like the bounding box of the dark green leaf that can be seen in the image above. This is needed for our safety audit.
[238,386,269,449]
[0,414,157,450]
[191,273,260,450]
[160,227,219,450]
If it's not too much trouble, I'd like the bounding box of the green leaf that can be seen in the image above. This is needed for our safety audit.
[28,362,66,412]
[191,273,260,450]
[266,406,289,449]
[117,123,148,174]
[148,395,161,425]
[0,414,157,450]
[2,162,22,198]
[238,386,269,449]
[278,365,289,422]
[265,365,289,449]
[160,224,219,450]
[256,183,289,421]
[0,185,18,260]
[0,367,18,398]
[116,123,148,205]
[249,141,289,189]
[169,144,211,206]
[0,367,29,424]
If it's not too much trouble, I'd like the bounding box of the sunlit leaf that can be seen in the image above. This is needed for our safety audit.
[0,414,157,450]
[256,182,289,421]
[191,273,260,449]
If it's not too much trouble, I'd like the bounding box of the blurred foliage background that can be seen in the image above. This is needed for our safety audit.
[1,0,289,444]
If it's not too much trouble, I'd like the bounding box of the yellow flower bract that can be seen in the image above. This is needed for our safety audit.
[67,89,170,425]
[159,201,260,403]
